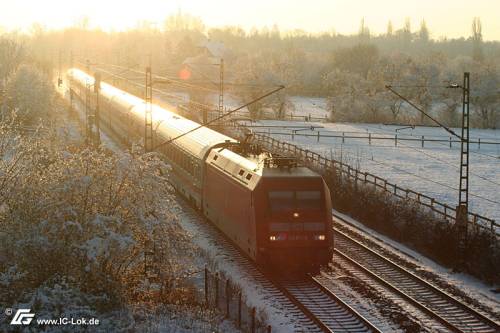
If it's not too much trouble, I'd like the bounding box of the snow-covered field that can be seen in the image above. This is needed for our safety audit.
[239,119,500,224]
[286,96,330,119]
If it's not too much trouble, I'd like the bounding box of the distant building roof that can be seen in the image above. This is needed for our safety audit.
[200,40,226,58]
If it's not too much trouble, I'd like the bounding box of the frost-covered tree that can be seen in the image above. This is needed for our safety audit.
[386,20,394,37]
[471,17,484,62]
[418,20,429,43]
[471,64,500,128]
[0,38,25,91]
[4,65,54,124]
[0,118,197,329]
[332,44,379,79]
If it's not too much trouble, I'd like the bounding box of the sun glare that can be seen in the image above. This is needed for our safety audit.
[0,0,499,39]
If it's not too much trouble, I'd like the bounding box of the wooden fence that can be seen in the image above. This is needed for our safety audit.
[226,122,499,236]
[252,130,500,149]
[205,268,271,333]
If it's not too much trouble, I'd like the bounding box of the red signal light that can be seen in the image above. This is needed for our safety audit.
[178,66,191,80]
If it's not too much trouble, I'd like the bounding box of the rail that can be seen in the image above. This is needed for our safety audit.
[332,216,500,332]
[272,274,380,333]
[225,121,499,236]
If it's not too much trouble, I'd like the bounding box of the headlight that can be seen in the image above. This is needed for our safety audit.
[269,233,287,241]
[314,234,326,241]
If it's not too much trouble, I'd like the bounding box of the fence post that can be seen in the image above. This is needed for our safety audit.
[478,138,481,150]
[369,133,371,145]
[450,137,452,148]
[251,307,256,333]
[421,135,424,148]
[317,131,320,142]
[291,131,294,141]
[204,267,208,306]
[395,134,397,147]
[215,272,219,309]
[238,292,242,329]
[225,279,230,318]
[342,132,345,143]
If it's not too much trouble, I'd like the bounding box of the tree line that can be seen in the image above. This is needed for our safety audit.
[2,13,499,128]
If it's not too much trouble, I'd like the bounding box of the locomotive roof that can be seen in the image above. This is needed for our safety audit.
[261,167,320,178]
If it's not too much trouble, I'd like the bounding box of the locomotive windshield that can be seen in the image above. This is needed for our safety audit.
[268,190,322,212]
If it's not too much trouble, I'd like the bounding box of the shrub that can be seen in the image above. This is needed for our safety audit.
[0,123,196,329]
[4,65,54,125]
[324,169,500,284]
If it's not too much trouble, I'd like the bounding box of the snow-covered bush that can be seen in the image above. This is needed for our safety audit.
[0,37,25,89]
[0,121,200,330]
[324,166,500,284]
[4,64,54,124]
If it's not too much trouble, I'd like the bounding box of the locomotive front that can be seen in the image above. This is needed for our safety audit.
[254,162,334,272]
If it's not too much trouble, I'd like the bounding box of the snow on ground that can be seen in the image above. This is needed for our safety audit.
[334,209,500,314]
[172,202,306,333]
[54,85,240,332]
[286,96,329,119]
[240,119,500,225]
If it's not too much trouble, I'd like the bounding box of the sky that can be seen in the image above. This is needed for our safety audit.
[0,0,499,40]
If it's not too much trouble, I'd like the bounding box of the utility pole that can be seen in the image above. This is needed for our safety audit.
[83,60,99,146]
[145,56,153,152]
[85,81,92,144]
[386,73,471,233]
[69,51,74,111]
[94,72,101,145]
[57,50,63,87]
[218,58,224,121]
[456,72,470,244]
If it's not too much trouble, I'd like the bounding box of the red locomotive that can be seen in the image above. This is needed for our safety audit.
[67,68,333,272]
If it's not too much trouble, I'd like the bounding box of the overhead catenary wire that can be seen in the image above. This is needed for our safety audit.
[89,61,221,93]
[88,66,218,111]
[153,85,285,150]
[348,125,500,187]
[385,85,462,140]
[368,156,500,205]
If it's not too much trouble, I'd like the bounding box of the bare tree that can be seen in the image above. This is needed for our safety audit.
[358,18,370,44]
[386,20,394,37]
[419,20,429,43]
[472,17,484,62]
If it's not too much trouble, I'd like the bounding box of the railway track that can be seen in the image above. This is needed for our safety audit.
[273,274,382,333]
[175,200,325,332]
[176,200,384,333]
[332,213,500,333]
[70,92,379,333]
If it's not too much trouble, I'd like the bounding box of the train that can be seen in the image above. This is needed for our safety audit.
[66,68,334,272]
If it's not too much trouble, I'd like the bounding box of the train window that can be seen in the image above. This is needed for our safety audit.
[268,190,322,212]
[270,223,290,231]
[246,173,252,180]
[213,155,218,161]
[238,169,245,176]
[268,191,294,212]
[303,223,325,231]
[296,191,322,210]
